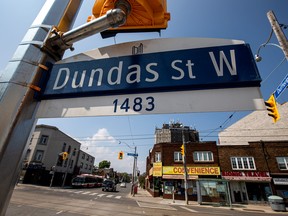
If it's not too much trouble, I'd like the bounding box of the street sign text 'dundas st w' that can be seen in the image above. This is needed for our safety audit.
[36,38,265,118]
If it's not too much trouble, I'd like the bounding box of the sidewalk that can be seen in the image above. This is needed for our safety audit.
[129,187,288,214]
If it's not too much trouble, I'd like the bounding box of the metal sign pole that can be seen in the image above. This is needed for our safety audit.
[0,1,83,215]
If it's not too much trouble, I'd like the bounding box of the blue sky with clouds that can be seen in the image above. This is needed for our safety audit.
[0,0,287,173]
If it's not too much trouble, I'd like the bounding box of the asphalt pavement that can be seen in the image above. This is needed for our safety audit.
[129,187,288,215]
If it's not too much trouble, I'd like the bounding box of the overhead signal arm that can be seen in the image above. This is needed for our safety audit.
[42,0,130,60]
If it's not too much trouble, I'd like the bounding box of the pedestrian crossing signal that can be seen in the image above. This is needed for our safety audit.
[87,0,170,37]
[118,151,124,160]
[265,94,280,123]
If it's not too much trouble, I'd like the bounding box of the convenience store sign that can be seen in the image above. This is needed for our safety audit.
[163,166,220,175]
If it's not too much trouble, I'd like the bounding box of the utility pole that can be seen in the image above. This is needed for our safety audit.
[267,10,288,60]
[131,146,137,196]
[182,129,189,205]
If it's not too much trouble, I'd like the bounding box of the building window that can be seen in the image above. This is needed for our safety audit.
[80,162,83,168]
[62,143,66,152]
[276,157,288,170]
[34,150,44,162]
[174,152,183,162]
[193,151,214,162]
[39,135,48,145]
[82,153,85,159]
[155,152,161,162]
[67,145,71,153]
[72,148,77,156]
[231,157,255,170]
[70,160,74,169]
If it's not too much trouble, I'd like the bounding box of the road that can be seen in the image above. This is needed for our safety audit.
[6,184,282,216]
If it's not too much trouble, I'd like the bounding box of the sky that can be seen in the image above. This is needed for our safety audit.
[0,0,287,174]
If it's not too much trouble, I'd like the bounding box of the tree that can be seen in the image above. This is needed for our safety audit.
[138,172,146,189]
[98,160,111,169]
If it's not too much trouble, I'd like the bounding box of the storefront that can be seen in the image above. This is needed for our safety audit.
[161,165,222,202]
[272,175,288,205]
[222,171,272,204]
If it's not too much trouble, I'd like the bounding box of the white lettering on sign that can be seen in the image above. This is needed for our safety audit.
[209,50,237,76]
[171,60,196,80]
[52,49,238,91]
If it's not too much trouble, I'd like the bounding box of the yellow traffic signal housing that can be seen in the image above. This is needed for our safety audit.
[62,152,69,160]
[265,94,280,123]
[88,0,170,37]
[180,144,185,156]
[118,151,124,160]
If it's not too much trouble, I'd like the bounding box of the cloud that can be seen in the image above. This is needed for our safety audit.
[79,128,137,173]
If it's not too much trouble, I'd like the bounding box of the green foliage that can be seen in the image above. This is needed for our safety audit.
[98,160,111,169]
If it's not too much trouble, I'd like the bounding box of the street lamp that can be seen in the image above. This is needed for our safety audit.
[118,141,138,196]
[255,42,283,62]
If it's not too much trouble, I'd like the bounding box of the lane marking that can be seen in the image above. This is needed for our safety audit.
[180,206,198,212]
[89,193,98,196]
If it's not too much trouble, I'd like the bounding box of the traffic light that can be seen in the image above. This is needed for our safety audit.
[118,151,124,160]
[180,144,185,156]
[87,0,170,37]
[62,152,69,160]
[265,94,280,123]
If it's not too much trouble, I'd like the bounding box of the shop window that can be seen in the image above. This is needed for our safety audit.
[276,157,288,170]
[39,135,48,145]
[174,152,183,162]
[193,151,213,162]
[231,157,255,170]
[155,152,161,162]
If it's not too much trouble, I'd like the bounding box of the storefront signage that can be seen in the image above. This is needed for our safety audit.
[222,171,271,181]
[153,162,162,177]
[273,178,288,185]
[163,166,220,175]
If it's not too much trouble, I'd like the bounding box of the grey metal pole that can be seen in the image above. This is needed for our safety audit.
[132,146,136,196]
[267,10,288,60]
[0,1,83,215]
[182,129,189,205]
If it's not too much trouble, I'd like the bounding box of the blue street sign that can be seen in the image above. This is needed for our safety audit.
[274,74,288,99]
[39,43,261,100]
[127,153,138,157]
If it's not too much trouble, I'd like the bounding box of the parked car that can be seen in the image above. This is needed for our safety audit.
[102,180,116,192]
[120,182,126,188]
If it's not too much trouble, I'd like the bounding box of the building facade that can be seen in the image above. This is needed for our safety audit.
[146,123,228,204]
[217,102,288,205]
[218,141,288,205]
[22,124,94,186]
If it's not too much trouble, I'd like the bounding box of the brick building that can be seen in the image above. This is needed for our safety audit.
[218,140,288,205]
[146,123,227,203]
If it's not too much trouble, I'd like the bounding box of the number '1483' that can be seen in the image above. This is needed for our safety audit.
[113,97,155,113]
